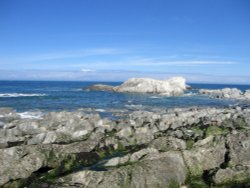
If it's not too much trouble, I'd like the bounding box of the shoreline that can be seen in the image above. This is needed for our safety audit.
[1,105,250,187]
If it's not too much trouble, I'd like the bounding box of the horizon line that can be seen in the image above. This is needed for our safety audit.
[0,79,250,86]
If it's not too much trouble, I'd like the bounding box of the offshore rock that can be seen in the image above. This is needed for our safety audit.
[199,88,249,99]
[85,84,115,92]
[116,77,187,96]
[86,77,187,96]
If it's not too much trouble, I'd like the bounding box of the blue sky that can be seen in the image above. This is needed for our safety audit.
[0,0,250,83]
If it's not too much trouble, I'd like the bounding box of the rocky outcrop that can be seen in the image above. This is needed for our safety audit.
[199,88,250,100]
[85,77,187,96]
[86,84,115,92]
[244,90,250,99]
[0,106,250,187]
[211,130,250,185]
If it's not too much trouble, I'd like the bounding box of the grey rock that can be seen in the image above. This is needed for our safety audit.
[227,131,250,166]
[116,126,133,138]
[183,136,226,177]
[149,136,187,151]
[0,108,19,123]
[244,90,250,99]
[0,106,249,187]
[28,131,72,145]
[174,129,184,138]
[104,155,130,167]
[134,126,154,145]
[17,120,43,135]
[85,84,115,92]
[58,151,187,188]
[0,136,101,187]
[199,88,244,99]
[0,121,4,128]
[212,166,250,185]
[0,146,46,186]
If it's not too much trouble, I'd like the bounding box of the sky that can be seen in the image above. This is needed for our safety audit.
[0,0,250,84]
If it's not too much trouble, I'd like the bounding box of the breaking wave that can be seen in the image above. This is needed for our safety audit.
[0,93,47,98]
[17,111,44,119]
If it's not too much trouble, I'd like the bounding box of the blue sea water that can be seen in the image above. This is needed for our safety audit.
[0,81,250,114]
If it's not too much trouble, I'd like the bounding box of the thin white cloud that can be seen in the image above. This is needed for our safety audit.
[158,60,237,65]
[81,68,95,72]
[81,59,238,69]
[6,48,121,62]
[130,60,237,66]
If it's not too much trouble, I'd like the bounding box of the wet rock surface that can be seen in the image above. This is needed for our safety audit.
[0,106,250,187]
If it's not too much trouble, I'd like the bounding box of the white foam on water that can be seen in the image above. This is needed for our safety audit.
[74,88,83,91]
[95,109,106,112]
[0,93,47,98]
[183,92,198,97]
[17,111,44,119]
[149,96,162,99]
[125,104,144,109]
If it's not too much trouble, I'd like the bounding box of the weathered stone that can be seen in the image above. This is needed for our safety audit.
[0,106,249,187]
[86,77,187,96]
[183,136,226,177]
[149,136,187,151]
[72,130,89,140]
[84,84,115,92]
[104,155,130,167]
[0,146,46,186]
[199,88,244,99]
[244,90,250,99]
[227,131,250,166]
[58,151,187,188]
[134,126,154,145]
[212,166,250,185]
[116,126,133,138]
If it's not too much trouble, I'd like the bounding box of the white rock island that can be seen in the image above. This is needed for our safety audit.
[86,77,187,96]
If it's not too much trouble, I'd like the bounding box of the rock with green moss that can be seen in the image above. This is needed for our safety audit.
[0,138,100,187]
[205,125,229,137]
[0,146,47,186]
[186,139,195,149]
[182,136,226,177]
[212,166,250,185]
[53,151,187,188]
[226,130,250,167]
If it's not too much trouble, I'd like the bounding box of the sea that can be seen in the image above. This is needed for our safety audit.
[0,80,250,118]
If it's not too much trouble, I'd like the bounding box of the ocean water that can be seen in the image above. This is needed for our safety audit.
[0,81,250,116]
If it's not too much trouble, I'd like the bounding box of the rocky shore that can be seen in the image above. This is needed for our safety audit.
[1,106,250,187]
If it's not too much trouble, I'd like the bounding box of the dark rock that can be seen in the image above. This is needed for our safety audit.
[84,84,115,92]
